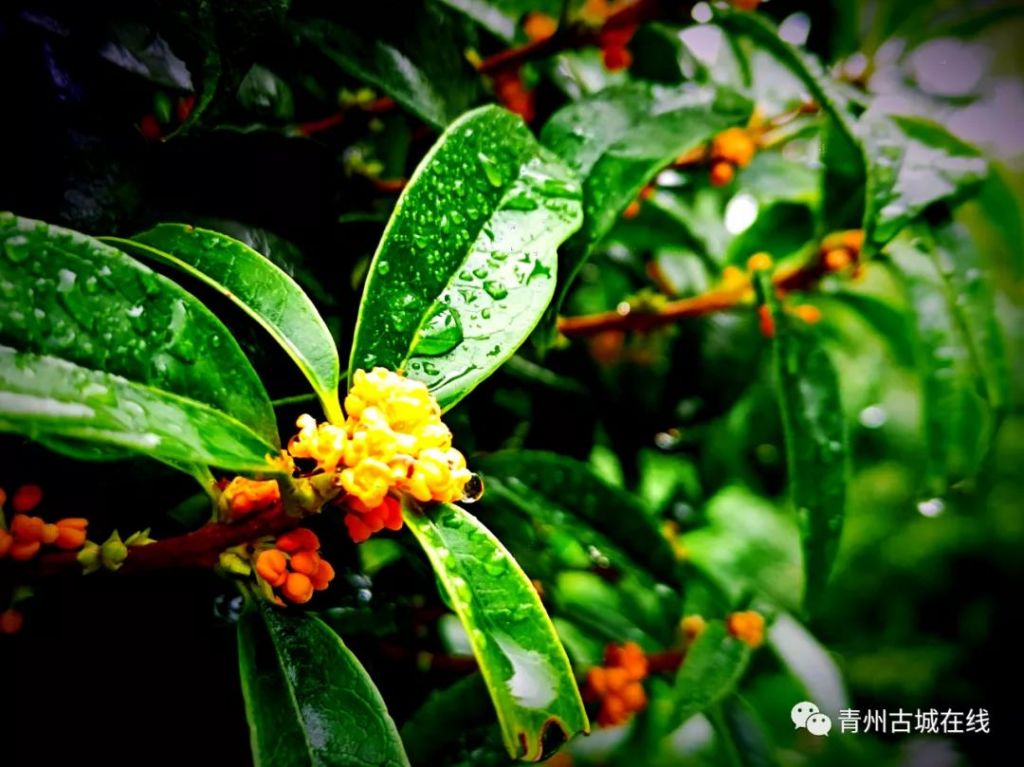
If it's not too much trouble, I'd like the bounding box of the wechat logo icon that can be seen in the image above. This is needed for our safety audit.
[792,701,832,736]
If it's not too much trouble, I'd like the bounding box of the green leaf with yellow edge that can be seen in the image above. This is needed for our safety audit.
[238,604,410,767]
[402,500,589,761]
[0,346,278,473]
[108,224,343,423]
[539,82,752,325]
[755,271,848,612]
[0,213,277,445]
[349,105,583,410]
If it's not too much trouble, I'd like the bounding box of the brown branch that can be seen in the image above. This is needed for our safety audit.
[557,259,826,338]
[25,507,300,577]
[476,0,670,75]
[295,96,397,137]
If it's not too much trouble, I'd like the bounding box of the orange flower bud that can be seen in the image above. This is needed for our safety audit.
[602,43,633,71]
[726,610,765,648]
[40,523,59,545]
[523,12,557,41]
[222,477,281,520]
[758,305,775,338]
[0,608,23,635]
[290,550,321,577]
[598,694,628,727]
[793,304,822,324]
[255,549,289,588]
[11,484,42,513]
[344,514,372,543]
[681,614,706,642]
[841,229,864,253]
[283,572,314,604]
[622,199,641,219]
[310,559,336,591]
[711,127,756,167]
[10,539,41,561]
[730,0,761,11]
[603,666,629,693]
[747,252,773,272]
[709,160,735,187]
[0,530,11,558]
[620,681,646,710]
[276,528,320,553]
[11,515,44,542]
[823,248,852,271]
[55,519,88,550]
[605,641,647,681]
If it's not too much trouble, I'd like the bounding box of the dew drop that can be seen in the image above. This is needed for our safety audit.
[461,473,484,503]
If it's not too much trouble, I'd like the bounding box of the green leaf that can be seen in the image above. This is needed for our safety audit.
[400,674,497,766]
[683,487,802,612]
[768,612,849,715]
[717,696,780,767]
[886,230,998,494]
[294,4,478,129]
[476,452,683,645]
[109,224,343,423]
[539,83,752,322]
[349,105,583,409]
[671,621,751,727]
[238,604,409,767]
[0,214,277,445]
[402,501,589,760]
[860,114,988,246]
[756,273,848,611]
[0,346,277,473]
[477,450,681,587]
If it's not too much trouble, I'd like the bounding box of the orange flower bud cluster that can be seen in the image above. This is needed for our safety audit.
[599,25,636,71]
[726,610,765,648]
[523,12,557,41]
[586,641,649,727]
[288,368,476,543]
[709,127,757,187]
[0,485,87,561]
[254,528,335,605]
[492,69,535,123]
[792,304,822,325]
[730,0,762,11]
[821,229,864,273]
[221,477,282,521]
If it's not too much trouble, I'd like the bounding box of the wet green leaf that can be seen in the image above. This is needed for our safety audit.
[756,272,848,611]
[400,674,496,766]
[886,229,1000,494]
[110,224,343,423]
[860,114,988,246]
[238,604,409,767]
[350,106,583,409]
[294,4,478,129]
[402,501,589,761]
[0,346,277,473]
[477,450,681,587]
[671,621,751,727]
[539,83,751,323]
[0,214,277,445]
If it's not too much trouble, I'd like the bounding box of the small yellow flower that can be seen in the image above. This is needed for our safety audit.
[288,414,347,473]
[340,458,394,508]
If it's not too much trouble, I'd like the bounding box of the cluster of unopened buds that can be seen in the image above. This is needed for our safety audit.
[288,367,477,543]
[820,229,865,275]
[707,126,758,187]
[254,529,335,605]
[0,485,87,561]
[586,641,649,727]
[726,610,765,648]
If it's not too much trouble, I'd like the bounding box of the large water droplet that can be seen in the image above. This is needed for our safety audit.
[411,303,463,357]
[461,473,484,503]
[478,152,504,187]
[3,235,31,263]
[483,281,508,300]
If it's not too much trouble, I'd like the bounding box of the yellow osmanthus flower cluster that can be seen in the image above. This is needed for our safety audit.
[288,368,475,543]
